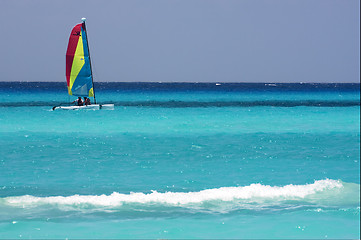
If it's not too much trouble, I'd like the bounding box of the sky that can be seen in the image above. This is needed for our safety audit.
[0,0,359,83]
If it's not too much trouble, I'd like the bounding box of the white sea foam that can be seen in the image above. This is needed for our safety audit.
[3,179,352,210]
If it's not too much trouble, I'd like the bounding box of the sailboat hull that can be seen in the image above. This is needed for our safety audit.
[99,104,115,110]
[53,104,114,110]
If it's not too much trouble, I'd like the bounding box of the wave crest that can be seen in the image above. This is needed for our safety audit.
[3,179,358,211]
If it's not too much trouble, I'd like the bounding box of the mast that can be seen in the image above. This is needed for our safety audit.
[81,18,97,104]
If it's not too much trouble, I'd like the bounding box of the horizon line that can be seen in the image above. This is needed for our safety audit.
[0,81,359,84]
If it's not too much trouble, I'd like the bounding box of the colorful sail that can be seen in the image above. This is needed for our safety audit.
[66,21,94,97]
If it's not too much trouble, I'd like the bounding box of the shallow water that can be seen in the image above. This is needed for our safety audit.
[0,82,359,238]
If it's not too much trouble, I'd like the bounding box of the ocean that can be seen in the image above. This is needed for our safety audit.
[0,82,359,239]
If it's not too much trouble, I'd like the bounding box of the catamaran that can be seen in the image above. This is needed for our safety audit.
[53,18,114,110]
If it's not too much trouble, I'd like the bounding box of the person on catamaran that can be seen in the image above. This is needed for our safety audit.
[71,97,83,106]
[84,97,91,106]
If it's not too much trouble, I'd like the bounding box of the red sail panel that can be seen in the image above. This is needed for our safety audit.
[66,24,82,87]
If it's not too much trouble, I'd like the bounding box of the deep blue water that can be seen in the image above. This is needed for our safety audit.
[0,82,359,239]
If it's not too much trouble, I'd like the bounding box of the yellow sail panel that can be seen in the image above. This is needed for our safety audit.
[88,88,94,97]
[68,36,85,95]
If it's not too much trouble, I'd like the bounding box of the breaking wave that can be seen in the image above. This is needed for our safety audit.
[1,180,359,216]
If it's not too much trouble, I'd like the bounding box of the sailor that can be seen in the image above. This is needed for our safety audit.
[71,97,83,106]
[84,97,91,106]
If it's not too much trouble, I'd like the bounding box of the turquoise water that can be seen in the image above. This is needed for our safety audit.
[0,83,359,239]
